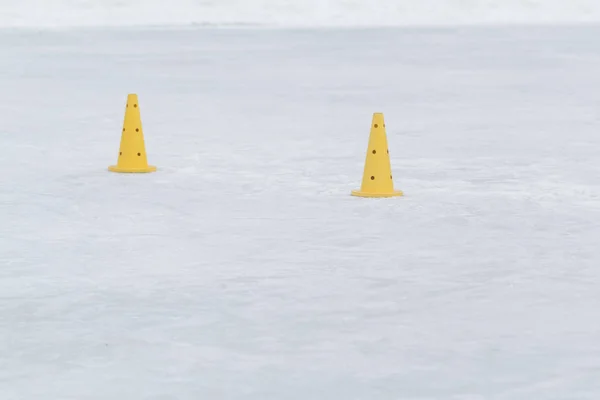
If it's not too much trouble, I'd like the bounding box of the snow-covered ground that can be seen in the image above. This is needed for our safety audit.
[3,0,600,28]
[2,19,600,400]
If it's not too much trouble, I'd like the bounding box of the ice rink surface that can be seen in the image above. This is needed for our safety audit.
[4,0,600,28]
[1,24,600,399]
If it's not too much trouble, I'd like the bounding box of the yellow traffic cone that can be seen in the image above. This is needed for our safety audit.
[351,113,403,198]
[108,94,157,173]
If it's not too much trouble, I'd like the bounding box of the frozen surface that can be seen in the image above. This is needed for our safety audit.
[1,25,600,399]
[4,0,600,29]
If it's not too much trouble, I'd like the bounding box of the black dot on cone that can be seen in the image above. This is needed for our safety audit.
[136,128,139,132]
[119,152,122,156]
[137,153,141,156]
[134,104,138,108]
[374,124,378,128]
[372,150,376,154]
[371,176,375,180]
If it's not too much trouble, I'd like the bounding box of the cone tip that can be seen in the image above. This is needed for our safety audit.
[372,112,385,125]
[125,93,139,109]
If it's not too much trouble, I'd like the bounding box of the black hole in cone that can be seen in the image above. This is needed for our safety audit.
[137,153,141,156]
[374,124,378,128]
[370,176,375,180]
[372,150,376,154]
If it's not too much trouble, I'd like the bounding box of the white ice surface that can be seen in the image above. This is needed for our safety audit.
[1,26,600,399]
[4,0,600,28]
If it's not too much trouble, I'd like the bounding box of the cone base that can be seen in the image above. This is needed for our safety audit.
[108,165,157,173]
[351,190,403,198]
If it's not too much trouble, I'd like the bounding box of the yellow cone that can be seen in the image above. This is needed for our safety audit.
[351,113,403,198]
[108,94,157,173]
